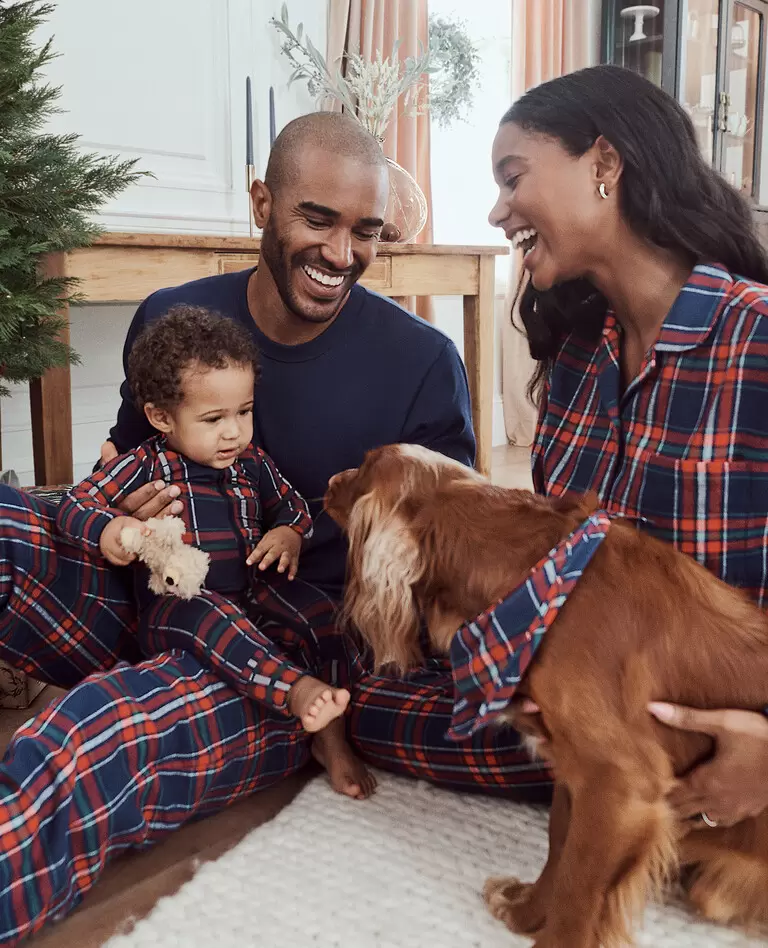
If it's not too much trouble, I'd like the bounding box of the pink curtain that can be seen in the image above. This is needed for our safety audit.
[327,0,433,321]
[502,0,600,446]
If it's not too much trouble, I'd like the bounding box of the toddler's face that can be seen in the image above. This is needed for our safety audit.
[155,362,255,468]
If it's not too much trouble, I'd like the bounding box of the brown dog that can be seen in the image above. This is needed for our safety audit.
[324,443,768,948]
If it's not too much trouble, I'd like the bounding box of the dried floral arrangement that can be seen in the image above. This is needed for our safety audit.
[270,4,478,139]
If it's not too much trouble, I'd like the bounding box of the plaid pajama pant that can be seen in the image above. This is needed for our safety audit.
[0,485,551,943]
[138,577,347,714]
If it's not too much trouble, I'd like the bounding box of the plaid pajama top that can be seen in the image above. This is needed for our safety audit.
[532,263,768,608]
[57,436,312,595]
[448,264,768,739]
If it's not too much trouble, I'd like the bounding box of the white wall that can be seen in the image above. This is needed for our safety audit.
[39,0,327,235]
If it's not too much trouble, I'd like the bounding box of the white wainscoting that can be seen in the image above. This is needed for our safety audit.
[40,0,327,235]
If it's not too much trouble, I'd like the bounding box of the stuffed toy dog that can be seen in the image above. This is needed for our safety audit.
[121,515,210,600]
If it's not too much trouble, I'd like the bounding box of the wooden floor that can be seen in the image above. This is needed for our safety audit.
[490,442,533,491]
[13,443,532,946]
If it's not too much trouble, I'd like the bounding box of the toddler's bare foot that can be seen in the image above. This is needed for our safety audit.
[312,720,377,800]
[288,676,350,733]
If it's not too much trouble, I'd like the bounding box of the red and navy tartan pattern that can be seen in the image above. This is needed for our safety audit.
[57,436,320,711]
[532,263,768,607]
[0,486,139,688]
[348,661,552,799]
[138,579,346,712]
[0,651,310,944]
[57,435,312,596]
[448,512,612,740]
[0,485,552,942]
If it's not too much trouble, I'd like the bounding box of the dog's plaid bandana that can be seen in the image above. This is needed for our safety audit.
[448,510,612,740]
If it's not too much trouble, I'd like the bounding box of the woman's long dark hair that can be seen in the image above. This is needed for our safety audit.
[505,65,768,400]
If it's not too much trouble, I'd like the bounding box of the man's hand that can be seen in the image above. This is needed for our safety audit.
[117,480,183,522]
[99,516,147,566]
[100,440,119,465]
[99,441,183,521]
[246,526,302,580]
[649,702,768,826]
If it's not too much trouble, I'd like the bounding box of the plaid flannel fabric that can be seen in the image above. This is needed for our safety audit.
[448,512,612,740]
[58,436,312,596]
[139,578,346,712]
[0,485,556,940]
[57,436,323,710]
[533,263,768,607]
[0,485,138,687]
[0,650,310,943]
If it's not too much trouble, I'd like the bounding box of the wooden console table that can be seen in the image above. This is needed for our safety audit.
[29,234,507,484]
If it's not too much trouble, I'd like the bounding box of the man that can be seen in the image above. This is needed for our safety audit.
[0,113,550,943]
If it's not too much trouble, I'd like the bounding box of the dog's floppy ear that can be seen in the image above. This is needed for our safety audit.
[343,488,425,673]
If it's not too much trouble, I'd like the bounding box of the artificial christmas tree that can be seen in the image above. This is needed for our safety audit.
[0,0,144,396]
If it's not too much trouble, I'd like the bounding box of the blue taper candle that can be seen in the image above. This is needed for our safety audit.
[245,76,254,166]
[269,86,276,147]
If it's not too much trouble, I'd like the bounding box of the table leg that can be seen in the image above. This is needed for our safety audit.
[463,257,495,477]
[29,253,73,485]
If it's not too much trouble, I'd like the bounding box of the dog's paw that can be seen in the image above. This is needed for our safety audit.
[483,876,546,935]
[686,860,768,930]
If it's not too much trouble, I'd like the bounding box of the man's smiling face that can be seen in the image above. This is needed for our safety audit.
[258,145,389,325]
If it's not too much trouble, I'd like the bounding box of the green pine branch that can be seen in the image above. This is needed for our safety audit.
[0,0,150,396]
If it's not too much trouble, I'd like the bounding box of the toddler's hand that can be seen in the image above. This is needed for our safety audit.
[246,526,302,580]
[99,516,147,566]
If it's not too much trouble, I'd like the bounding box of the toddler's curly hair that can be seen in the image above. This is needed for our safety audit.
[127,305,260,411]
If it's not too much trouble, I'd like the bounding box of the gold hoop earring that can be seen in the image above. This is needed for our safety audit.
[598,183,609,200]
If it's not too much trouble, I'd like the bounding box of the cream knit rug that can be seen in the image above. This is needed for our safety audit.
[104,771,768,948]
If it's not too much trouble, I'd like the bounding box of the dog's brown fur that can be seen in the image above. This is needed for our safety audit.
[324,443,768,948]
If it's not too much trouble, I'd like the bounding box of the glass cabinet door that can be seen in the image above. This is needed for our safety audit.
[602,2,677,90]
[720,2,764,196]
[678,0,721,164]
[602,0,768,204]
[678,0,767,199]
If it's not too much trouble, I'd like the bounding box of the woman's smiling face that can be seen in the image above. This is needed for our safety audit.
[488,122,617,292]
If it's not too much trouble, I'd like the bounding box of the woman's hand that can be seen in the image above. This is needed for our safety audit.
[649,702,768,827]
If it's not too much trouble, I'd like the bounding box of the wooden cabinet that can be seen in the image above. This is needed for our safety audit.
[602,1,768,210]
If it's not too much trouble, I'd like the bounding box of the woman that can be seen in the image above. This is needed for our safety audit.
[488,63,768,828]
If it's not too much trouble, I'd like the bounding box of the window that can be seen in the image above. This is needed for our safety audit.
[429,1,513,286]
